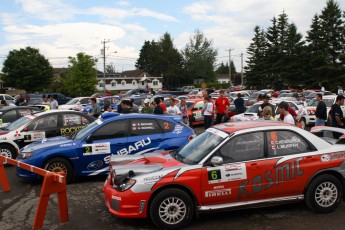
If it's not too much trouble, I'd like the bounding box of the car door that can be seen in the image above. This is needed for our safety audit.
[23,114,59,145]
[76,119,129,174]
[201,132,267,205]
[126,118,168,155]
[264,130,318,199]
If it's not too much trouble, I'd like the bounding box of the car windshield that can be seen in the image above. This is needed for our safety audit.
[279,93,293,97]
[66,98,80,105]
[247,104,260,113]
[5,116,32,131]
[175,128,227,165]
[249,92,263,99]
[308,98,334,107]
[74,120,101,140]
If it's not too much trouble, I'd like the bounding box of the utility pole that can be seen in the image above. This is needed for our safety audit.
[226,48,234,87]
[241,53,244,87]
[101,39,110,94]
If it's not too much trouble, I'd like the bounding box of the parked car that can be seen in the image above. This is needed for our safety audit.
[82,96,121,114]
[181,86,195,93]
[59,97,91,110]
[103,121,345,229]
[42,93,72,105]
[16,113,196,183]
[27,94,43,105]
[0,94,15,104]
[298,95,344,129]
[0,106,41,128]
[0,110,95,159]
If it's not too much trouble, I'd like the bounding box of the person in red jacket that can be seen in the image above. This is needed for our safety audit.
[214,90,230,124]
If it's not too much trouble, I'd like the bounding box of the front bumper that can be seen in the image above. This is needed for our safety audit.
[103,178,151,219]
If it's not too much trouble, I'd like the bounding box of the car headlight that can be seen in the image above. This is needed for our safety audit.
[114,178,136,191]
[19,152,33,159]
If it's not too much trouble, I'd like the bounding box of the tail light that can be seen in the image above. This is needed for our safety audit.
[188,134,196,141]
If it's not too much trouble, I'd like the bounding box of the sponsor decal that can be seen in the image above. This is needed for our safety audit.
[205,189,231,198]
[83,142,111,156]
[111,195,121,201]
[238,157,304,199]
[173,124,183,135]
[132,122,155,130]
[143,175,163,183]
[87,160,103,170]
[14,131,22,139]
[60,126,84,135]
[321,154,330,162]
[321,152,345,162]
[206,128,228,138]
[116,137,151,155]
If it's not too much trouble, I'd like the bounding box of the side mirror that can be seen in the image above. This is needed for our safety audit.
[192,107,198,111]
[76,102,81,105]
[211,156,223,166]
[86,134,93,143]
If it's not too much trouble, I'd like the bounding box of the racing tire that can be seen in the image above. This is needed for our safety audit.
[150,188,194,230]
[0,144,17,159]
[43,157,74,184]
[305,174,343,213]
[299,118,306,130]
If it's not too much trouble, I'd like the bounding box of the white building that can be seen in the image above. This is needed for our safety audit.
[96,70,163,92]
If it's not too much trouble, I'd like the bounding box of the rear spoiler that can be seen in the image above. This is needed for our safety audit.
[311,126,345,144]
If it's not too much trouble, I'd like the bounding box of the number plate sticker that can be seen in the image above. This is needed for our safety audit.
[207,163,247,184]
[83,142,111,156]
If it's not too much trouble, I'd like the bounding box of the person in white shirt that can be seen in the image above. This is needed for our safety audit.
[338,86,343,95]
[50,96,58,109]
[197,89,203,98]
[278,101,295,125]
[203,96,214,129]
[167,98,181,115]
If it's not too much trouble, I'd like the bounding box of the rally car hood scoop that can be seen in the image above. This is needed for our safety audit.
[109,152,167,177]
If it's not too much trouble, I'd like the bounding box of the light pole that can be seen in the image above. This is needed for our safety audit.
[101,39,110,94]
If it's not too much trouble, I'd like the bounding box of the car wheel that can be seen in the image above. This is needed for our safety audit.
[299,118,306,129]
[43,157,74,184]
[150,188,194,230]
[305,174,343,213]
[0,144,17,159]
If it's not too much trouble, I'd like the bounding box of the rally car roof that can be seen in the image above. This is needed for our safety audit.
[215,120,293,133]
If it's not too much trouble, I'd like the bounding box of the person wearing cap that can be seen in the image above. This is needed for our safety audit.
[258,94,275,117]
[141,98,153,114]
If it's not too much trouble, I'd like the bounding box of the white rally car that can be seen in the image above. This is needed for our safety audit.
[0,110,94,159]
[299,95,345,129]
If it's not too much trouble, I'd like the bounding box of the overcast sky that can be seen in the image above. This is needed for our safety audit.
[0,0,344,73]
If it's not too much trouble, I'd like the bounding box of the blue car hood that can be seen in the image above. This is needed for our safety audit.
[22,136,74,152]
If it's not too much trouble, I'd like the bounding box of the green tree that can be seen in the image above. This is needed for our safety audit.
[157,33,183,89]
[1,46,53,92]
[135,40,160,76]
[181,29,218,84]
[105,63,116,73]
[245,26,268,88]
[61,52,97,97]
[307,0,345,88]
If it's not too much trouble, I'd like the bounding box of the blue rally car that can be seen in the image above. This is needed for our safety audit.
[16,113,196,183]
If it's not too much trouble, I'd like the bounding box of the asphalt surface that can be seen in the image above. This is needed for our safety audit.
[3,125,345,230]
